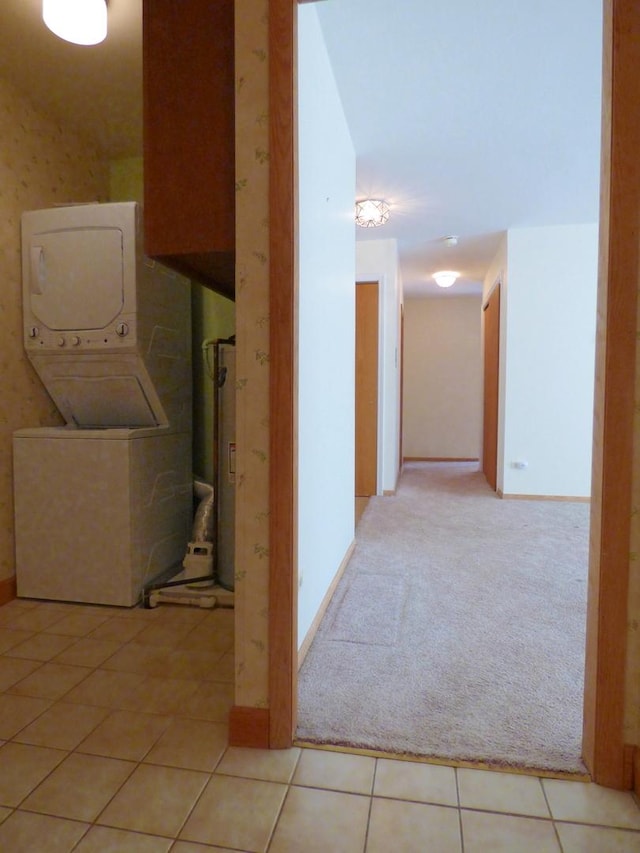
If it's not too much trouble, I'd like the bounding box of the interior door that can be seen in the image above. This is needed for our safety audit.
[355,281,379,496]
[482,283,500,491]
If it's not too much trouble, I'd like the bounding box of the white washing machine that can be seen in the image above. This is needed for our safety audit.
[14,202,192,606]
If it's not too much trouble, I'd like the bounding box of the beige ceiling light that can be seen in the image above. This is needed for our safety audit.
[43,0,108,45]
[433,270,460,289]
[355,199,390,228]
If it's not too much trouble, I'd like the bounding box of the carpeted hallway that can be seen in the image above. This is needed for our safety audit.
[297,461,589,775]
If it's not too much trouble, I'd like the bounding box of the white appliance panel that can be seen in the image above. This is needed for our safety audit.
[13,428,192,607]
[29,227,124,331]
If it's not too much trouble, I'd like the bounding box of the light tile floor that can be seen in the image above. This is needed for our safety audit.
[0,597,638,851]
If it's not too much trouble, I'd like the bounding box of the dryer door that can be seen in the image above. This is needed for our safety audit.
[28,226,124,331]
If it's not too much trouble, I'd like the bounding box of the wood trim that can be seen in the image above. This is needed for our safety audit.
[0,576,16,607]
[298,541,355,668]
[500,495,591,503]
[582,0,640,790]
[268,0,297,749]
[633,747,640,797]
[229,706,270,748]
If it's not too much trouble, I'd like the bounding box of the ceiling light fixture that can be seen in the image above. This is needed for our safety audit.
[433,270,460,289]
[43,0,108,46]
[355,199,390,228]
[443,235,459,247]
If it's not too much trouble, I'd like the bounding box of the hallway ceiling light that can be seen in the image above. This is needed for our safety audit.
[355,199,390,228]
[43,0,108,45]
[433,270,460,288]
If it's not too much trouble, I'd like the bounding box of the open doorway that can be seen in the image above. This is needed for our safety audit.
[266,0,640,791]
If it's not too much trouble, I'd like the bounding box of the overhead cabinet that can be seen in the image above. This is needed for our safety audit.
[142,0,235,299]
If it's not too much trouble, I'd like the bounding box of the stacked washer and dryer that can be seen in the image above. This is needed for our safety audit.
[13,202,193,607]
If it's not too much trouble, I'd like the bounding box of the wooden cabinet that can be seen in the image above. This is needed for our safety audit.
[142,0,235,299]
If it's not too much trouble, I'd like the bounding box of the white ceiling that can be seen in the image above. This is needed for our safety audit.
[316,0,603,298]
[1,1,602,300]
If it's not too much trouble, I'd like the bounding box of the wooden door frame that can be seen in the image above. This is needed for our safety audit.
[268,0,637,788]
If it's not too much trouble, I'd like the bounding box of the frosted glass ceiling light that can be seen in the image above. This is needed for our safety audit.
[355,199,390,228]
[433,270,460,289]
[43,0,108,45]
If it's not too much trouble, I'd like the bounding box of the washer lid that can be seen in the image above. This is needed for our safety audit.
[28,226,124,331]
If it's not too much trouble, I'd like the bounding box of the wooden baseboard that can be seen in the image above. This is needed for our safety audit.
[403,457,480,463]
[500,493,591,503]
[383,489,396,497]
[298,540,355,669]
[229,706,270,748]
[0,576,16,607]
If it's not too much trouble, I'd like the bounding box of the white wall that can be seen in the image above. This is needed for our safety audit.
[356,239,402,493]
[487,224,598,497]
[403,297,482,459]
[297,5,356,647]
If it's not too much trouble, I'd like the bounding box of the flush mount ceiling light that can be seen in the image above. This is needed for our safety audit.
[43,0,108,45]
[355,199,390,228]
[433,270,460,289]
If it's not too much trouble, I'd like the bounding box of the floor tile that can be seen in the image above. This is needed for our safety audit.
[180,774,287,852]
[556,821,640,851]
[100,642,173,676]
[172,844,239,852]
[0,628,34,654]
[4,633,76,662]
[2,608,66,633]
[133,621,196,648]
[21,752,135,821]
[0,809,89,852]
[367,798,461,853]
[293,748,375,795]
[0,742,67,807]
[457,767,550,817]
[216,746,300,783]
[183,682,234,722]
[15,701,109,750]
[8,662,90,700]
[43,611,112,637]
[543,779,640,829]
[74,825,173,852]
[0,806,11,824]
[63,669,142,709]
[269,785,369,853]
[53,637,122,668]
[143,718,228,771]
[0,693,51,739]
[374,757,458,806]
[97,763,209,837]
[176,619,234,654]
[78,709,171,761]
[212,652,235,683]
[87,617,147,644]
[164,648,228,681]
[461,809,560,852]
[120,675,201,715]
[0,657,42,692]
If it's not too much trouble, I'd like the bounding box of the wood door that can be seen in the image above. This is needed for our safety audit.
[482,283,500,491]
[355,282,379,496]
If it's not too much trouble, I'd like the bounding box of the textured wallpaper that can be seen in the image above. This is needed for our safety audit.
[234,0,271,708]
[0,77,109,582]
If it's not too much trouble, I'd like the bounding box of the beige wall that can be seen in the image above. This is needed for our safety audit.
[403,296,483,460]
[233,0,270,708]
[0,77,109,583]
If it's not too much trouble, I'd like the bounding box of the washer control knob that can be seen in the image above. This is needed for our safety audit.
[70,335,81,346]
[116,322,129,337]
[57,336,65,347]
[28,326,39,339]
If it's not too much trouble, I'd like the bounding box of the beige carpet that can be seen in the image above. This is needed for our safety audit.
[297,461,589,774]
